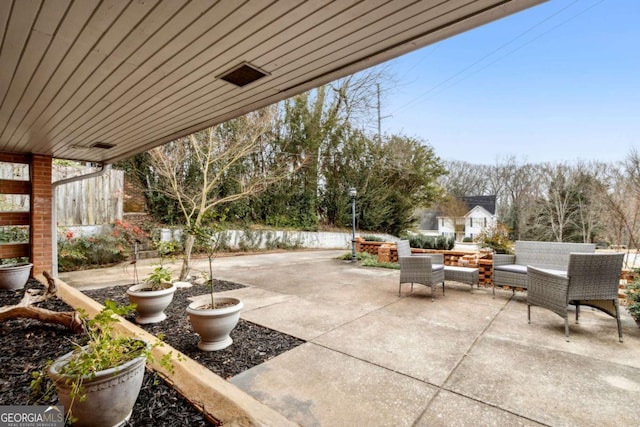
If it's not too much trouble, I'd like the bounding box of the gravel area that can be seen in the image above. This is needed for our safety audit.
[0,278,304,425]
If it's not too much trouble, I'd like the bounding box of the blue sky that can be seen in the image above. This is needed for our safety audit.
[381,0,639,165]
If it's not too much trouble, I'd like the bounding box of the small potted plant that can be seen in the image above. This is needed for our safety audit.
[625,274,640,327]
[0,257,33,290]
[32,300,174,426]
[186,225,243,351]
[126,242,177,324]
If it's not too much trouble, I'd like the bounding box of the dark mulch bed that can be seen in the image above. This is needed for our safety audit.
[82,279,304,380]
[0,278,304,425]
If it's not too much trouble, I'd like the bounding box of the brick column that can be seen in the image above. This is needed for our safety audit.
[30,154,53,275]
[378,243,392,263]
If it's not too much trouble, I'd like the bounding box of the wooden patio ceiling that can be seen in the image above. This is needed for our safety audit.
[0,0,545,164]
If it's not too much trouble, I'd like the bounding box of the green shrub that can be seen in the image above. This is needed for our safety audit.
[407,235,429,249]
[362,257,400,269]
[407,235,453,250]
[462,237,473,243]
[337,251,371,261]
[361,235,384,242]
[337,251,399,269]
[0,225,29,243]
[626,273,640,321]
[154,240,182,257]
[474,223,513,254]
[112,219,149,246]
[436,235,455,250]
[57,221,147,271]
[0,257,29,265]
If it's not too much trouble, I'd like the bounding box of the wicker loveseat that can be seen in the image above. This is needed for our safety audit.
[492,240,596,296]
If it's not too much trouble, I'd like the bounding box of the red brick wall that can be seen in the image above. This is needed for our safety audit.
[29,154,53,275]
[0,243,29,258]
[0,179,31,194]
[0,153,29,163]
[0,212,29,226]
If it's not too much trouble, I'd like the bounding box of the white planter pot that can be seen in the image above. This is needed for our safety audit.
[187,297,243,351]
[0,262,32,290]
[126,283,176,324]
[48,342,147,427]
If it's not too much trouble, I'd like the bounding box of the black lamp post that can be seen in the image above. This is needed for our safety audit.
[349,187,357,261]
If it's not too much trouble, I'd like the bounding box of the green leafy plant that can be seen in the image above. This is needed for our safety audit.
[143,241,175,290]
[337,251,369,261]
[144,265,172,289]
[152,238,182,257]
[0,225,29,243]
[362,258,400,270]
[0,256,29,265]
[625,274,640,322]
[338,251,400,269]
[31,300,175,423]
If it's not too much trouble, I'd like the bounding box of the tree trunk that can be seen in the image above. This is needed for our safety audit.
[180,233,196,280]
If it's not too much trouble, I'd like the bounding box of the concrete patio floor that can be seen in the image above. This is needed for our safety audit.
[60,250,640,426]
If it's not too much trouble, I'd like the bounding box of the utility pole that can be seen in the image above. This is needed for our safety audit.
[376,83,391,143]
[377,83,382,143]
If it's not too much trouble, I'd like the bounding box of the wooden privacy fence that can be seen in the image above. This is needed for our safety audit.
[54,165,123,226]
[1,162,124,225]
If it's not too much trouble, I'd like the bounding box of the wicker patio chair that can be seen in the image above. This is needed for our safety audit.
[397,240,445,301]
[527,252,625,342]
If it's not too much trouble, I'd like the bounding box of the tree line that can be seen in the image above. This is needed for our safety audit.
[441,153,640,247]
[117,66,640,254]
[118,69,446,239]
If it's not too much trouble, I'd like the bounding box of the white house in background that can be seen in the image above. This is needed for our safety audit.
[435,195,497,241]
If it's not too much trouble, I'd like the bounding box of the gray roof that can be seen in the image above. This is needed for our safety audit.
[460,195,496,215]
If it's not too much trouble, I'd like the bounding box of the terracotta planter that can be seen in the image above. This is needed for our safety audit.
[187,297,243,351]
[48,342,147,427]
[0,262,32,290]
[126,283,176,324]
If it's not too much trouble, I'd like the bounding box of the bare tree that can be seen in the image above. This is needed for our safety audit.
[534,163,580,241]
[601,150,640,250]
[438,195,469,240]
[572,161,612,243]
[440,160,490,197]
[147,106,298,280]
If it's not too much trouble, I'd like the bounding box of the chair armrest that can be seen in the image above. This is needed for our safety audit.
[493,254,515,267]
[527,265,569,303]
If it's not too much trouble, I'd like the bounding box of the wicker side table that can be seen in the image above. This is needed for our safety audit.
[444,266,479,291]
